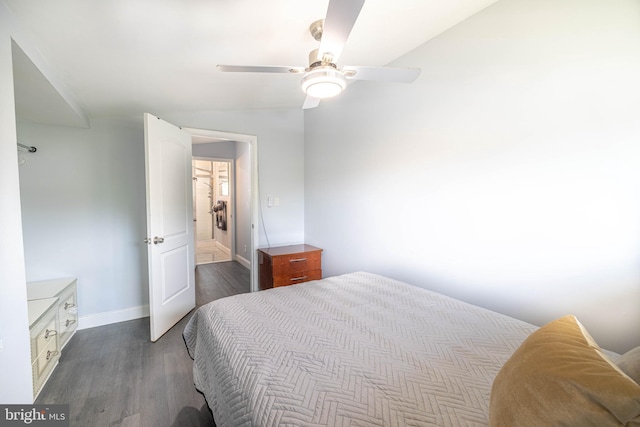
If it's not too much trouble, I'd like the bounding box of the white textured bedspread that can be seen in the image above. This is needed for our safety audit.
[183,272,536,426]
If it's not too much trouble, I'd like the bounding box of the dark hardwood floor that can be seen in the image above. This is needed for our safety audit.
[35,261,250,427]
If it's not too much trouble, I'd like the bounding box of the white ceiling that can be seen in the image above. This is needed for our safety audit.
[5,0,497,122]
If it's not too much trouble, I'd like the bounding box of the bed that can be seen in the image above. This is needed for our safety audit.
[183,272,640,426]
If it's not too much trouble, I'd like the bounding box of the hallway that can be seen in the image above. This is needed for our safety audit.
[195,239,231,265]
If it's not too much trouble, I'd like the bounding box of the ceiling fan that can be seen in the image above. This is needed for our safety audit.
[217,0,421,109]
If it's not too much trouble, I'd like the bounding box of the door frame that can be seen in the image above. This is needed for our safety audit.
[192,158,216,246]
[193,157,235,263]
[183,127,259,293]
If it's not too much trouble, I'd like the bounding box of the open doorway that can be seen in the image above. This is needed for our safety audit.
[144,116,259,342]
[184,127,259,293]
[193,159,232,265]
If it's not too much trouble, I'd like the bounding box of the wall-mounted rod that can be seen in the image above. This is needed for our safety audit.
[17,142,37,153]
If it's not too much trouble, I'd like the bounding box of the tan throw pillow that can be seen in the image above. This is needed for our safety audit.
[618,346,640,385]
[489,315,640,427]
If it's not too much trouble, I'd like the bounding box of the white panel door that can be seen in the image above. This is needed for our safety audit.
[144,113,195,342]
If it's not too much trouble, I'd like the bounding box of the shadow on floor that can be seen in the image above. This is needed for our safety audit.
[170,404,215,427]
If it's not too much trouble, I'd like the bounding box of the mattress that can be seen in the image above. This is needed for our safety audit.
[183,272,537,426]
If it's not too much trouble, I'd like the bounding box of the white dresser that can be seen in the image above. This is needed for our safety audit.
[27,277,78,399]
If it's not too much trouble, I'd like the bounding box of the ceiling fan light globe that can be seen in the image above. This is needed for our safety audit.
[305,81,343,98]
[301,67,347,99]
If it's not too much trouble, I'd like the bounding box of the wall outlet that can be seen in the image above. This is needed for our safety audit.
[274,197,280,207]
[267,196,273,207]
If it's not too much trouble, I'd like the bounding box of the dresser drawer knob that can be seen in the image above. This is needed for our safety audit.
[64,302,76,310]
[290,276,308,281]
[46,350,59,361]
[44,329,58,339]
[289,258,307,263]
[65,319,76,327]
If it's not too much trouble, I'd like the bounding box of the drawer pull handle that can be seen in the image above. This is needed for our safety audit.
[46,350,59,361]
[64,302,76,310]
[66,319,76,327]
[290,276,308,281]
[289,258,307,263]
[44,329,58,339]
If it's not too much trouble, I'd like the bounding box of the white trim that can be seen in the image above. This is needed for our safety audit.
[215,241,231,254]
[78,305,149,330]
[235,254,251,270]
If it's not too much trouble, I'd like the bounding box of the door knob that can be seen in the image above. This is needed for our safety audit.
[153,236,165,244]
[143,237,152,244]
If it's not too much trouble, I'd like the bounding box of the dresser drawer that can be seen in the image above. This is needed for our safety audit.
[272,251,321,276]
[32,342,60,398]
[273,269,322,287]
[27,278,77,400]
[30,309,58,361]
[33,339,59,378]
[58,288,78,348]
[29,299,61,398]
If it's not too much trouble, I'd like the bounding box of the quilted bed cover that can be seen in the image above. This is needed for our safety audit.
[183,272,536,426]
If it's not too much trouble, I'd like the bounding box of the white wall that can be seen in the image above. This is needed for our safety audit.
[18,118,148,318]
[165,109,306,247]
[0,4,32,402]
[18,106,305,321]
[192,140,236,159]
[304,0,640,353]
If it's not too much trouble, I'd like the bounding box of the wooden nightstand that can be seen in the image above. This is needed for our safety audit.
[258,244,322,290]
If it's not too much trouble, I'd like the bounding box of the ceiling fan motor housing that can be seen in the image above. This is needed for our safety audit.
[308,48,337,68]
[309,19,324,42]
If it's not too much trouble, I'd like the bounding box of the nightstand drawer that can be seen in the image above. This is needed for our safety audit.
[273,269,322,287]
[259,244,323,290]
[272,251,321,275]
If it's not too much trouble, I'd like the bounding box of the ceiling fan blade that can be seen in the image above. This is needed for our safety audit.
[302,95,321,110]
[319,0,365,63]
[217,65,305,74]
[343,66,421,83]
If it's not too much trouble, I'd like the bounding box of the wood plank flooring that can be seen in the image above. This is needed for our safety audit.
[35,261,250,427]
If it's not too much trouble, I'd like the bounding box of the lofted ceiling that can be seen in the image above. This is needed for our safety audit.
[5,0,497,122]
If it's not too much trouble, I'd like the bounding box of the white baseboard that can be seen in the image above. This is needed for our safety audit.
[78,304,149,330]
[215,241,231,254]
[235,254,250,269]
